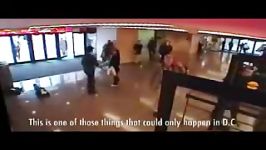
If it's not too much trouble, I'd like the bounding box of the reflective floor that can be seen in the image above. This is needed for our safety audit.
[5,51,262,131]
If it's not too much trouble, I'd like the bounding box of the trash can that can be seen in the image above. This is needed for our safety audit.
[0,61,13,92]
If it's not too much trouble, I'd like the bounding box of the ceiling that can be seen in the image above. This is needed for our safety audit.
[1,19,266,39]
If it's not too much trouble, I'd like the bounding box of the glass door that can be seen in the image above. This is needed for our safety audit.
[86,33,97,53]
[59,33,74,60]
[73,33,85,56]
[32,34,46,60]
[254,41,266,56]
[239,39,255,54]
[0,36,14,64]
[45,34,57,59]
[12,35,31,63]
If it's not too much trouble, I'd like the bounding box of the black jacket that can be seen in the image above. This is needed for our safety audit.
[159,44,172,56]
[133,43,143,55]
[148,39,156,51]
[109,49,120,72]
[81,53,98,75]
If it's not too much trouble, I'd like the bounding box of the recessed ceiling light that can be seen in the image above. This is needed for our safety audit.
[66,101,70,105]
[25,100,30,103]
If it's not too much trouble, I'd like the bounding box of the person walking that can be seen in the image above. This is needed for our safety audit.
[81,46,99,95]
[133,40,143,67]
[147,38,157,61]
[109,48,120,87]
[229,39,233,52]
[159,40,173,64]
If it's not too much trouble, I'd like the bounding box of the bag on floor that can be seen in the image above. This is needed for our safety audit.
[107,66,117,76]
[9,87,23,95]
[33,84,50,97]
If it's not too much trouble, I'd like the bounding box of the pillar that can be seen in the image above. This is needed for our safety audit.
[189,33,200,54]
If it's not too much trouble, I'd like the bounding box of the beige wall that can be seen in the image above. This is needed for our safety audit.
[116,28,138,63]
[189,34,200,54]
[158,31,191,53]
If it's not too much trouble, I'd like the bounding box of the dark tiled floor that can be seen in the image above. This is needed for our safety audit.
[5,51,263,131]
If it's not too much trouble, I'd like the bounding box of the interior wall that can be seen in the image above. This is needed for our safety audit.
[116,28,138,63]
[160,31,191,53]
[189,34,200,54]
[96,28,117,60]
[138,30,155,61]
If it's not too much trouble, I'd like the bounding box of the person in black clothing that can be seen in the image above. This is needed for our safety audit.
[81,46,99,95]
[133,40,143,65]
[238,43,245,53]
[147,38,157,61]
[109,48,120,87]
[221,39,226,51]
[159,40,173,63]
[101,40,114,62]
[229,39,233,52]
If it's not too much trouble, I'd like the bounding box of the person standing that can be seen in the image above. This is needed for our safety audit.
[238,43,244,53]
[133,40,143,66]
[242,43,249,54]
[147,38,157,61]
[159,40,173,63]
[229,39,234,52]
[81,47,99,95]
[101,40,113,62]
[109,48,120,87]
[221,39,226,51]
[16,41,21,60]
[59,37,68,57]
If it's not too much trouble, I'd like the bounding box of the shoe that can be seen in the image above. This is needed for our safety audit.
[153,111,158,117]
[111,84,119,87]
[88,91,97,95]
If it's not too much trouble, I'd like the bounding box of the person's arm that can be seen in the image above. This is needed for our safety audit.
[93,56,99,67]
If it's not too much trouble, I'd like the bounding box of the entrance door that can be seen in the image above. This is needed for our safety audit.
[32,34,45,60]
[45,34,57,59]
[73,33,85,56]
[0,36,14,64]
[59,33,74,60]
[12,35,31,63]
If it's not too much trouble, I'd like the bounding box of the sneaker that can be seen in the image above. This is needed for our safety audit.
[111,84,119,87]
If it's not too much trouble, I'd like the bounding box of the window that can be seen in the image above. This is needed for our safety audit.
[73,33,85,56]
[239,39,254,54]
[12,35,31,62]
[254,41,266,56]
[0,36,14,63]
[32,35,45,60]
[45,34,57,59]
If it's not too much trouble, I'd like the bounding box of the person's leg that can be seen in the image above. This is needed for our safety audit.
[87,74,95,94]
[113,72,119,86]
[229,102,239,126]
[148,49,152,61]
[209,100,226,130]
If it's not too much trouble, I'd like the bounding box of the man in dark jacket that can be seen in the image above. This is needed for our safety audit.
[228,39,234,52]
[159,40,173,63]
[101,40,113,62]
[148,38,157,61]
[109,48,120,87]
[81,46,99,95]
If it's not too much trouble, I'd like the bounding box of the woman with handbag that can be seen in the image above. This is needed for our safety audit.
[109,48,121,87]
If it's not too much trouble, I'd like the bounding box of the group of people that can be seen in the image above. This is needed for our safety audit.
[132,38,174,65]
[221,39,250,54]
[81,40,120,95]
